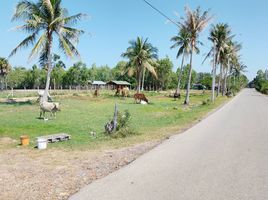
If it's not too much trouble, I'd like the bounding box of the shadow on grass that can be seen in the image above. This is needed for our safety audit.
[0,100,34,106]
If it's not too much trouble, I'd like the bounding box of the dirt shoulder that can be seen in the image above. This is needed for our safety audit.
[0,139,158,200]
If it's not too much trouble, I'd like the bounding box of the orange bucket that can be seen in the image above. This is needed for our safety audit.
[20,135,30,146]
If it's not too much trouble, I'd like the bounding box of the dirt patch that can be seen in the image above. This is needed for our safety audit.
[0,141,158,200]
[0,137,17,145]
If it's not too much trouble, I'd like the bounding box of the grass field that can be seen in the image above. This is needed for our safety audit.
[0,90,228,150]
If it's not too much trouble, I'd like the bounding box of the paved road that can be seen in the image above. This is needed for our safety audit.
[70,89,268,200]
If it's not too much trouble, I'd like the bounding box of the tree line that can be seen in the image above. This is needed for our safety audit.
[0,55,214,91]
[251,70,268,94]
[0,1,248,104]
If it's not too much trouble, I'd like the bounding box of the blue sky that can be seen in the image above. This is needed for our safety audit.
[1,0,268,80]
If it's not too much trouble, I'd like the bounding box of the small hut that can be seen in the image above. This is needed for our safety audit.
[106,81,131,90]
[90,81,106,90]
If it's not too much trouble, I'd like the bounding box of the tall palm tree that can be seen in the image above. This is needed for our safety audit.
[204,23,232,102]
[0,57,11,90]
[9,0,85,101]
[223,41,242,94]
[122,37,158,93]
[170,26,191,95]
[180,7,212,105]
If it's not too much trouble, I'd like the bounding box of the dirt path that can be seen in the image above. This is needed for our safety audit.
[0,140,158,200]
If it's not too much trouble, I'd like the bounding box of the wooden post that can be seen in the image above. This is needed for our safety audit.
[113,103,118,132]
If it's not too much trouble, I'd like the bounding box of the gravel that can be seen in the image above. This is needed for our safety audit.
[0,141,158,200]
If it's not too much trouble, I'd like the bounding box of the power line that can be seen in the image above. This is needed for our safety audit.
[142,0,180,28]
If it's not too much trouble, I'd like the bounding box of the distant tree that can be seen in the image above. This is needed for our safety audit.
[96,65,113,81]
[177,64,197,89]
[10,0,85,101]
[6,67,28,89]
[122,37,158,93]
[196,72,212,89]
[180,7,212,104]
[64,62,88,88]
[254,70,268,93]
[0,57,11,90]
[155,57,173,90]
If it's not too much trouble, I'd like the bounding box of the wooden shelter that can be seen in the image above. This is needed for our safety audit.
[106,81,131,90]
[90,81,106,89]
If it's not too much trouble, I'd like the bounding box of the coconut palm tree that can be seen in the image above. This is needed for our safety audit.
[9,0,85,101]
[170,26,191,96]
[180,7,212,105]
[204,23,233,102]
[122,37,158,93]
[0,57,11,90]
[223,41,242,94]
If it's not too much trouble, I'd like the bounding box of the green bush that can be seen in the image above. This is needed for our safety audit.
[260,81,268,94]
[105,109,137,138]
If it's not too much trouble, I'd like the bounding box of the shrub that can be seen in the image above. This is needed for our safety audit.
[202,98,211,105]
[260,81,268,94]
[105,109,136,137]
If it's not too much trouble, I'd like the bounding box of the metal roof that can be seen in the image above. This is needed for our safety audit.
[92,81,106,85]
[107,81,131,85]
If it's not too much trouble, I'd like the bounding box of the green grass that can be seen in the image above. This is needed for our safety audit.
[0,90,228,150]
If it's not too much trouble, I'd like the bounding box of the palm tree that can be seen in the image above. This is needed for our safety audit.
[223,41,242,94]
[170,27,191,96]
[122,37,158,93]
[231,61,247,88]
[204,23,232,102]
[0,57,11,90]
[180,7,212,105]
[9,0,85,101]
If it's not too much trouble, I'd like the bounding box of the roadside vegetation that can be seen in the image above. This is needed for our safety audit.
[251,70,268,94]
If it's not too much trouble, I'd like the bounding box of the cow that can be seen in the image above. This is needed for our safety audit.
[94,89,99,97]
[134,93,149,104]
[40,101,60,120]
[173,92,181,100]
[122,87,130,98]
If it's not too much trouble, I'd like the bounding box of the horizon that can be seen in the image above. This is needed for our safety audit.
[1,0,268,80]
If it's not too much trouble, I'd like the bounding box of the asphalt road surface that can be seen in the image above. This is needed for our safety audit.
[70,89,268,200]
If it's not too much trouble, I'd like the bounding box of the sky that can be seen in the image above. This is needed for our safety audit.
[1,0,268,81]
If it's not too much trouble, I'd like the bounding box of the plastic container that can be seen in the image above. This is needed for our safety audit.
[37,138,47,150]
[20,135,29,146]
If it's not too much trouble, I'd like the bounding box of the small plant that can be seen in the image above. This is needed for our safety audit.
[117,110,131,130]
[105,104,135,137]
[202,98,211,105]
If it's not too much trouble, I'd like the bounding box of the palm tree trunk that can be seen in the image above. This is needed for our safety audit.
[43,32,52,102]
[175,52,185,95]
[184,46,193,105]
[223,63,229,96]
[4,76,7,90]
[137,67,142,93]
[211,47,217,103]
[217,63,222,97]
[141,66,145,91]
[0,76,4,91]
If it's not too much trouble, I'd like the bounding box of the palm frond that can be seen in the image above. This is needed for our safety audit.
[9,32,37,58]
[29,32,48,61]
[143,62,157,78]
[64,13,88,26]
